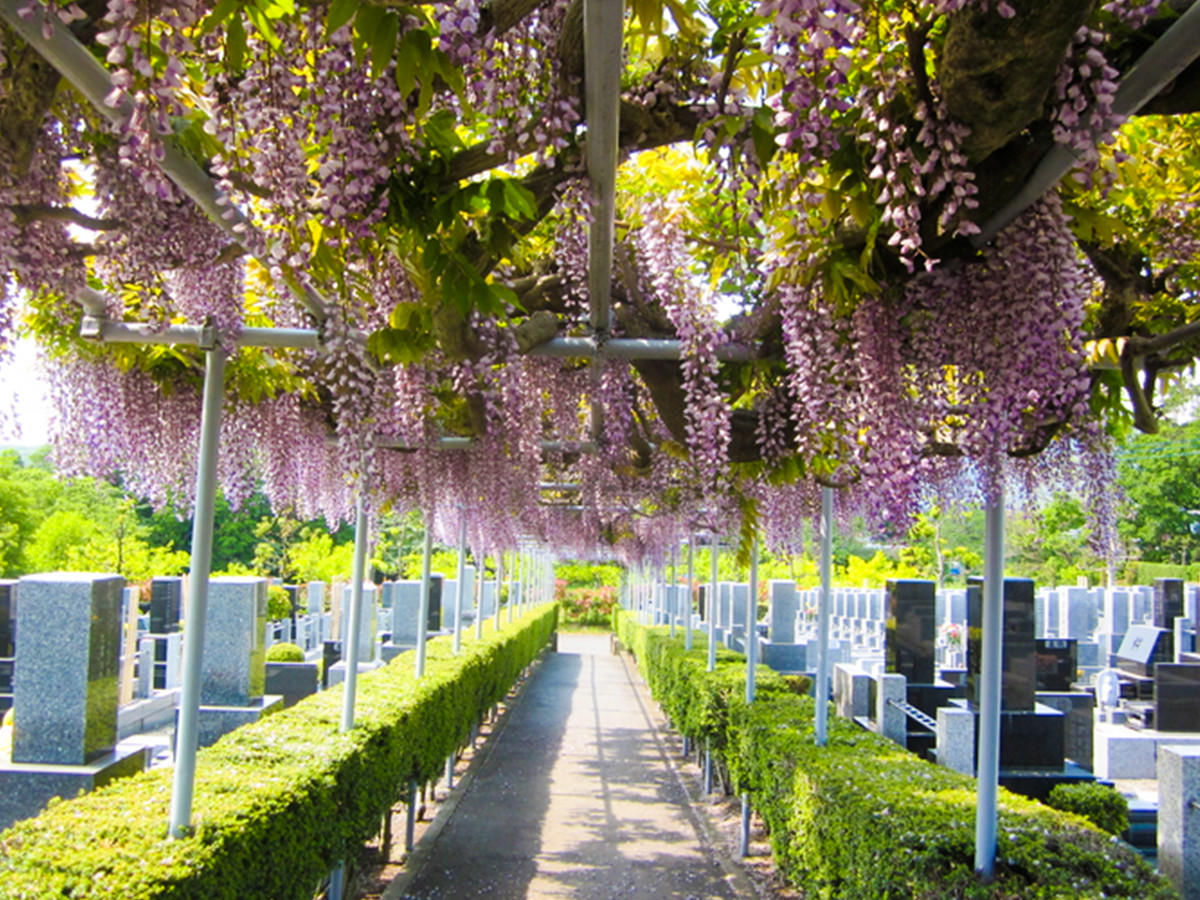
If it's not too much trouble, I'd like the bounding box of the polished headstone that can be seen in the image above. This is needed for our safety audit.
[730,583,749,628]
[1155,579,1185,630]
[1155,664,1200,732]
[201,577,267,706]
[967,577,1037,711]
[886,579,936,684]
[149,576,182,634]
[0,579,15,657]
[1104,589,1130,636]
[1035,638,1077,692]
[13,573,123,765]
[427,574,443,631]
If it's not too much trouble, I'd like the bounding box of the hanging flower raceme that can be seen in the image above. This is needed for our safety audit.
[632,196,732,489]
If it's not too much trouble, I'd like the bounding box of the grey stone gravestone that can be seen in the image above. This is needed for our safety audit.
[197,576,281,747]
[768,580,796,644]
[340,583,378,664]
[1,573,147,831]
[306,581,325,615]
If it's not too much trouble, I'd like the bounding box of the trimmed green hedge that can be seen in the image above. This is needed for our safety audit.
[0,605,557,899]
[614,610,1174,900]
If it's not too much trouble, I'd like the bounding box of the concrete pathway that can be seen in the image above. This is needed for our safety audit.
[390,632,741,899]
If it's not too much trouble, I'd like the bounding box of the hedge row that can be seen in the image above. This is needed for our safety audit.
[0,605,557,899]
[614,610,1175,900]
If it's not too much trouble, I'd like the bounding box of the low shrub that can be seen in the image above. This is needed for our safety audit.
[1046,782,1130,836]
[0,605,557,899]
[265,642,305,663]
[614,610,1173,900]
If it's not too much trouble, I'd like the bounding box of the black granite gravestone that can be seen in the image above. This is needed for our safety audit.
[886,579,936,684]
[0,580,14,657]
[322,640,342,690]
[1153,578,1184,630]
[149,577,182,634]
[967,577,1037,711]
[1154,664,1200,732]
[1036,638,1077,692]
[428,574,443,632]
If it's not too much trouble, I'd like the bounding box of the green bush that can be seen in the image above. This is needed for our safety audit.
[266,584,293,621]
[0,605,557,899]
[1046,782,1130,836]
[614,610,1173,900]
[265,642,305,663]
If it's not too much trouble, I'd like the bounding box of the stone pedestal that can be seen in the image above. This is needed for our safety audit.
[1158,744,1200,900]
[195,696,283,748]
[833,662,869,719]
[877,672,906,744]
[763,642,807,674]
[0,745,149,832]
[937,705,975,775]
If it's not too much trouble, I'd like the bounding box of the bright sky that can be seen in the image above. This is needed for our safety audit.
[0,336,52,446]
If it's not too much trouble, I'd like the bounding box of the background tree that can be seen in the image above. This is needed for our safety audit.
[1117,419,1200,564]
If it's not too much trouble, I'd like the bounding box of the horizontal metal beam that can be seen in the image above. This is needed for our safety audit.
[79,317,322,350]
[973,2,1200,246]
[0,0,327,323]
[376,437,597,453]
[528,336,754,362]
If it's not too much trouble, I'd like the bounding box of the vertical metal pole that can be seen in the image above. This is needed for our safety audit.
[445,753,455,790]
[327,864,345,900]
[507,550,515,623]
[704,735,713,793]
[740,795,752,857]
[974,487,1006,879]
[340,493,368,734]
[815,487,834,746]
[415,525,433,679]
[669,546,677,638]
[405,778,418,851]
[685,534,695,651]
[494,551,503,632]
[475,552,485,640]
[746,536,758,705]
[708,536,718,672]
[168,344,226,838]
[453,516,467,654]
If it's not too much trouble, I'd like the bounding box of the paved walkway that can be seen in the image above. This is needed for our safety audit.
[390,633,740,900]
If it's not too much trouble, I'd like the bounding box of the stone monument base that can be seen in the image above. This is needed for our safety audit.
[763,642,808,674]
[0,744,149,831]
[196,695,283,748]
[117,688,180,738]
[326,660,384,687]
[1093,721,1200,779]
[380,643,416,664]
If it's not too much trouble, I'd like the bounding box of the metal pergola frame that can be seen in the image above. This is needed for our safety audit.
[4,0,1200,881]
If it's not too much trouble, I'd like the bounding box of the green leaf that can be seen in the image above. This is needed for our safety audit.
[201,0,241,35]
[371,12,400,80]
[501,179,538,220]
[325,0,358,36]
[224,17,247,72]
[425,110,463,156]
[353,4,386,64]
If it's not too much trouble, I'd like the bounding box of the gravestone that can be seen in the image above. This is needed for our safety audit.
[1035,639,1076,692]
[481,581,497,619]
[380,581,396,609]
[427,574,443,632]
[388,581,421,647]
[149,577,182,635]
[0,580,14,711]
[1154,664,1200,732]
[1105,589,1130,634]
[339,583,378,664]
[1154,579,1185,630]
[196,577,281,746]
[306,581,325,615]
[1,573,147,831]
[1059,587,1095,640]
[768,580,797,643]
[1117,625,1172,679]
[886,579,936,684]
[967,577,1037,711]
